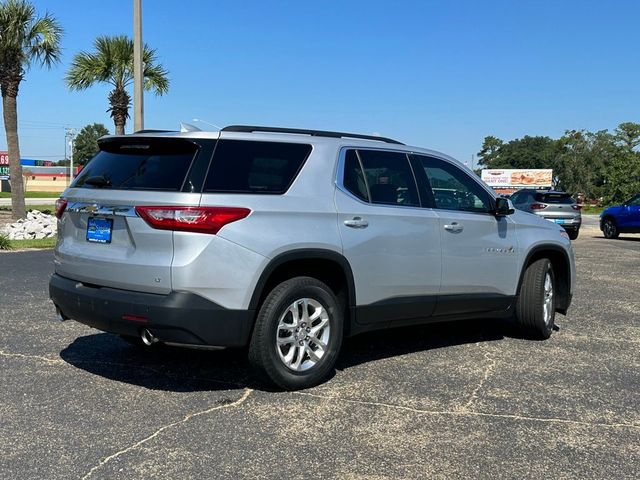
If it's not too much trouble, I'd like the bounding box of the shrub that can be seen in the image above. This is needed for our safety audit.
[0,234,12,250]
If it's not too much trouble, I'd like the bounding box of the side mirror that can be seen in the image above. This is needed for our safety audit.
[495,197,515,216]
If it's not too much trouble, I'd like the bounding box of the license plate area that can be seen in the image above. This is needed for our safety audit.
[86,217,113,244]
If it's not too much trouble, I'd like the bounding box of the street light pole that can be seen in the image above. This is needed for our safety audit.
[65,128,77,186]
[133,0,144,132]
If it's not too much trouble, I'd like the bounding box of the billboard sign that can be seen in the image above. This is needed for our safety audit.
[481,169,553,188]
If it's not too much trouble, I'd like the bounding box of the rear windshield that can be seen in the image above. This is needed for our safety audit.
[535,192,575,204]
[72,139,198,191]
[203,140,312,194]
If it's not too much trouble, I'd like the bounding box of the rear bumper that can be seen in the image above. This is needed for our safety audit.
[538,215,581,230]
[49,274,254,347]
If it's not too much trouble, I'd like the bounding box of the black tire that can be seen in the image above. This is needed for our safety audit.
[602,217,619,239]
[567,229,579,240]
[248,277,344,390]
[515,259,555,339]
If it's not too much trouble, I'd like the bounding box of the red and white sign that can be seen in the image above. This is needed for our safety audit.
[481,169,553,188]
[0,151,8,165]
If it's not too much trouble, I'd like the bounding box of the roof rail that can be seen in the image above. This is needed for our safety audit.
[221,125,404,145]
[133,129,177,134]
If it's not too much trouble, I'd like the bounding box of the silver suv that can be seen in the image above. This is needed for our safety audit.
[50,125,576,390]
[510,189,582,239]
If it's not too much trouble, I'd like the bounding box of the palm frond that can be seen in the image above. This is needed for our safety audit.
[65,51,103,90]
[0,0,61,71]
[142,44,169,95]
[27,13,63,68]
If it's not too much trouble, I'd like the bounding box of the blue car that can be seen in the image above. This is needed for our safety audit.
[600,194,640,239]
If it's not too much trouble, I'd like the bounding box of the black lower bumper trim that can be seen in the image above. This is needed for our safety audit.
[49,274,254,347]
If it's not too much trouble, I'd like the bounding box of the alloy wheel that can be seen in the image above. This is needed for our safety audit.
[276,298,331,372]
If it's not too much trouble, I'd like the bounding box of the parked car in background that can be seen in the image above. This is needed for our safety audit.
[510,189,582,240]
[600,194,640,239]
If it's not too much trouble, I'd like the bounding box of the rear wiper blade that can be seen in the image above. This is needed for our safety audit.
[84,175,112,187]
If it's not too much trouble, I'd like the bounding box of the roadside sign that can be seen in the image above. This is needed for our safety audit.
[481,169,553,188]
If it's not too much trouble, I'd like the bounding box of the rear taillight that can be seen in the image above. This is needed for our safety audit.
[530,203,547,210]
[135,206,250,234]
[54,198,67,219]
[572,205,582,211]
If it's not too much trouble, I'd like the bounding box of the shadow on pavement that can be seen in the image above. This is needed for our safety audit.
[337,318,513,370]
[60,317,520,392]
[590,234,640,242]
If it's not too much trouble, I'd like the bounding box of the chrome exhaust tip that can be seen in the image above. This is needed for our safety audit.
[140,328,159,346]
[55,307,69,322]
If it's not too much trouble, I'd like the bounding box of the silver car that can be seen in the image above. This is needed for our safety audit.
[510,189,582,239]
[49,125,576,390]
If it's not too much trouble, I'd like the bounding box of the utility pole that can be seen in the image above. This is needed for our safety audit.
[65,128,77,186]
[133,0,144,132]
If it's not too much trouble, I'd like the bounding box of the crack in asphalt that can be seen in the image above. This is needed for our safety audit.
[80,388,253,480]
[293,391,640,431]
[0,348,64,365]
[460,349,496,412]
[3,347,638,433]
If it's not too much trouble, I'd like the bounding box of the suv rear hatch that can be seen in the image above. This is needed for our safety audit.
[55,136,211,294]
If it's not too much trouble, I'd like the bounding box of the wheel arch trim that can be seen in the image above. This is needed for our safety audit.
[517,243,572,313]
[248,249,356,311]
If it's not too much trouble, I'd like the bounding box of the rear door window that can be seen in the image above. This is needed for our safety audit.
[203,140,312,194]
[356,150,420,207]
[73,139,198,191]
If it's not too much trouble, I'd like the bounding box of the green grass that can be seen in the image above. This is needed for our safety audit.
[0,191,62,198]
[581,205,604,215]
[27,205,55,214]
[0,204,56,214]
[7,237,56,250]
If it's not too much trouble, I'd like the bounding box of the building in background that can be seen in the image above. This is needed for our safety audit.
[0,151,78,193]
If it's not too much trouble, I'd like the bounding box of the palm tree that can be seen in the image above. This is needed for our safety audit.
[0,0,62,219]
[66,35,169,135]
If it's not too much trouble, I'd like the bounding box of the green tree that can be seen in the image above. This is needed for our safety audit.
[477,136,503,168]
[0,0,62,219]
[66,35,169,135]
[554,130,619,199]
[615,122,640,151]
[478,135,560,170]
[72,123,109,166]
[602,150,640,204]
[601,122,640,204]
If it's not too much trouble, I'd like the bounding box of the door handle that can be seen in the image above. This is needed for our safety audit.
[344,217,369,229]
[443,222,464,233]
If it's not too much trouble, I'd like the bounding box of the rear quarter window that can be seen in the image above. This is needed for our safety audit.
[203,140,312,194]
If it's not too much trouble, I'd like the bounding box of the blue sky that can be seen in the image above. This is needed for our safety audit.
[3,0,639,166]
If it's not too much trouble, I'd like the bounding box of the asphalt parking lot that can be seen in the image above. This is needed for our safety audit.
[1,227,639,479]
